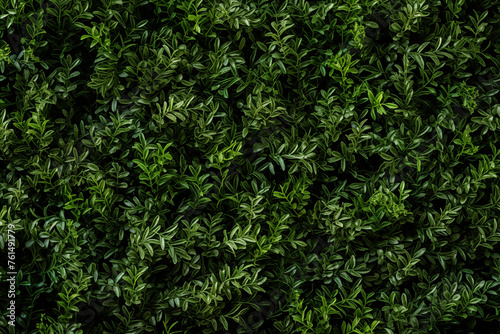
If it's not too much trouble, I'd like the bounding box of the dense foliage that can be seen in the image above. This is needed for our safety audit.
[1,0,500,333]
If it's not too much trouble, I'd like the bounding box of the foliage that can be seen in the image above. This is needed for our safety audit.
[1,0,500,333]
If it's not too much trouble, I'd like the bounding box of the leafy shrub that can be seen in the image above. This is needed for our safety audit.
[1,0,500,333]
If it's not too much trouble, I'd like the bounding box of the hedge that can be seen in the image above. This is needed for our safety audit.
[0,0,500,333]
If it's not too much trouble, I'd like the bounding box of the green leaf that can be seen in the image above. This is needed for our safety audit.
[411,53,425,70]
[365,21,379,29]
[368,89,375,104]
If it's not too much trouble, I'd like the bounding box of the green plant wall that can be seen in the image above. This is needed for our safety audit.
[1,0,500,333]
